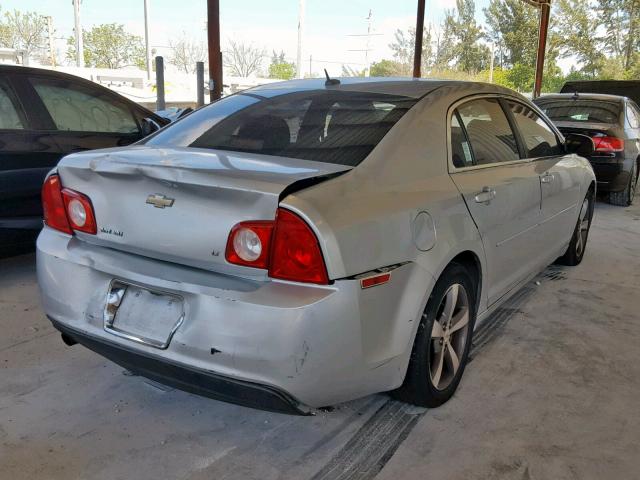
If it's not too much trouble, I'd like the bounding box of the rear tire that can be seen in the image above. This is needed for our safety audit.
[609,162,637,206]
[392,263,476,408]
[557,188,594,266]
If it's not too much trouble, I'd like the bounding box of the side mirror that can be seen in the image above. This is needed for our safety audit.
[141,117,161,137]
[565,133,594,156]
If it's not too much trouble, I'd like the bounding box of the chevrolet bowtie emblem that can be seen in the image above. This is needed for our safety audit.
[146,194,175,209]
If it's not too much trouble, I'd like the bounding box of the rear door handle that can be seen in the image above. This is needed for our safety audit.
[541,172,554,184]
[474,186,497,204]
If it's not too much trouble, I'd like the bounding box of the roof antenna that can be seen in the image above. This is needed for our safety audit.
[324,69,340,86]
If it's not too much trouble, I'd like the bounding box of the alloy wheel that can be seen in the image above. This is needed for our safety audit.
[575,197,591,257]
[429,283,470,391]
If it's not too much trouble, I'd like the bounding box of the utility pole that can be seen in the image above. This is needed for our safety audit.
[296,0,305,78]
[144,0,152,81]
[347,10,380,77]
[72,0,84,68]
[364,10,372,77]
[45,16,56,67]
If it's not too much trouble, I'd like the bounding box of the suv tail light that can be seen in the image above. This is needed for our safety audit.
[225,208,329,285]
[592,135,624,153]
[42,174,97,235]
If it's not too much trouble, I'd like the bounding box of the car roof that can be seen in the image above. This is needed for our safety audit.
[248,77,518,99]
[535,93,626,104]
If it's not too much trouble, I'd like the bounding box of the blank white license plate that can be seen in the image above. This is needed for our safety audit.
[106,283,184,349]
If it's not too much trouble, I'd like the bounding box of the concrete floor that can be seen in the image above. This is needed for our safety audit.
[1,198,639,480]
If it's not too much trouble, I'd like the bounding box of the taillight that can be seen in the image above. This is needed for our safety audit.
[592,135,624,152]
[61,188,97,234]
[41,174,96,235]
[225,208,329,285]
[225,221,274,268]
[269,208,328,284]
[42,175,72,234]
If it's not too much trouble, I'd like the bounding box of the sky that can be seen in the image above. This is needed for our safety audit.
[2,0,502,75]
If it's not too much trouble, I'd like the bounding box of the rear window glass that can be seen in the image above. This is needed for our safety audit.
[535,99,620,124]
[145,90,418,166]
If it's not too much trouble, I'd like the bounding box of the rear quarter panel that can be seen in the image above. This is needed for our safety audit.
[281,85,490,369]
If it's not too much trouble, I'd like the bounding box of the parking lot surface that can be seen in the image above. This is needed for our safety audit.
[2,199,639,480]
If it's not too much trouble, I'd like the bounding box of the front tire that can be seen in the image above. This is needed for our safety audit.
[557,188,594,266]
[393,263,476,408]
[609,161,637,206]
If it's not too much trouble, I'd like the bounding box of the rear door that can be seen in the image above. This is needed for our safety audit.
[449,97,543,306]
[505,100,581,256]
[0,74,61,243]
[20,73,146,155]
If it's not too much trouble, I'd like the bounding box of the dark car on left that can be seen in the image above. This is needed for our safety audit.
[0,65,168,255]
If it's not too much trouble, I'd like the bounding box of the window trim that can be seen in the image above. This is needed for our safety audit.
[447,93,566,173]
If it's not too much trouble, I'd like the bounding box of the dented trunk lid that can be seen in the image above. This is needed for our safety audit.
[56,146,351,278]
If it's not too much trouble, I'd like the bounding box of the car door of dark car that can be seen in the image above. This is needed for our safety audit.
[0,74,61,249]
[21,74,145,156]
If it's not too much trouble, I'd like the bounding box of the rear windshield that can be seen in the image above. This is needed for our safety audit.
[535,99,621,124]
[144,90,418,166]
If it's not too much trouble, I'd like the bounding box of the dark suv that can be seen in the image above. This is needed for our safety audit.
[534,92,639,206]
[0,66,168,255]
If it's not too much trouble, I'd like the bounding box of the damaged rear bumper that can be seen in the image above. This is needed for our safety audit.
[37,227,432,410]
[50,318,308,415]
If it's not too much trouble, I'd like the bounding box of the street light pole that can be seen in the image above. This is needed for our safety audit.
[72,0,84,68]
[144,0,152,81]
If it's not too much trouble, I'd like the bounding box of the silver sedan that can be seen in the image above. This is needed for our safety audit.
[37,78,596,414]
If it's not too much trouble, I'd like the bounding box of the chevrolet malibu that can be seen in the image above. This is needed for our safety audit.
[37,78,596,414]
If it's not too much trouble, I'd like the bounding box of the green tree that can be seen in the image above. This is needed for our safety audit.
[268,51,295,80]
[555,0,604,77]
[0,9,48,60]
[598,0,640,71]
[67,24,145,69]
[389,26,432,75]
[484,0,539,67]
[369,59,404,76]
[445,0,490,74]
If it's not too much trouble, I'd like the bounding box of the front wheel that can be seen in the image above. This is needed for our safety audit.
[393,263,476,408]
[557,189,594,266]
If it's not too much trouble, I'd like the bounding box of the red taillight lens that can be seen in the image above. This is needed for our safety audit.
[61,188,97,234]
[225,221,274,268]
[269,208,328,284]
[42,175,72,234]
[41,174,97,235]
[225,208,329,284]
[592,135,624,152]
